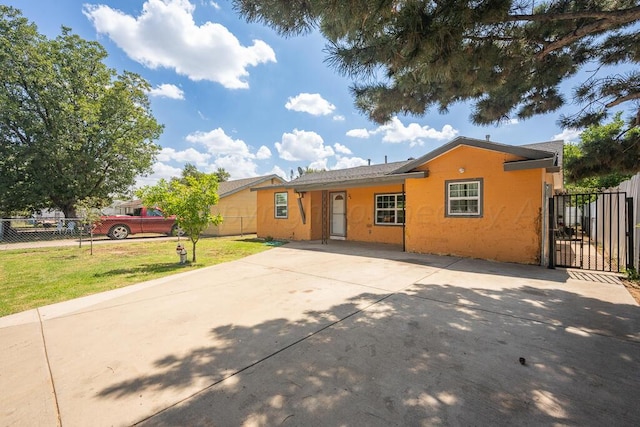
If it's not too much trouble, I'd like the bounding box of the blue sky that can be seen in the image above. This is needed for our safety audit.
[7,0,585,185]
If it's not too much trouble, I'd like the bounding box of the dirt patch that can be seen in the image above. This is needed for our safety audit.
[621,279,640,304]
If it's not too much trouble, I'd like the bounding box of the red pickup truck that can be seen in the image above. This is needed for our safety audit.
[93,207,180,239]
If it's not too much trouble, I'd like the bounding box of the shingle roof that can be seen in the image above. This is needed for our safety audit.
[218,174,284,197]
[394,136,560,173]
[257,137,563,191]
[291,161,411,185]
[520,140,564,167]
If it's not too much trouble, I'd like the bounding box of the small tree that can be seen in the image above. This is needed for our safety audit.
[75,196,107,254]
[137,173,222,262]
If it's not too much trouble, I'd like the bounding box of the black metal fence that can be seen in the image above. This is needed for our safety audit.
[549,192,634,273]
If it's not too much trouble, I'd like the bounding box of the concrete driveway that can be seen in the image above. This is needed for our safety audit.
[1,241,639,426]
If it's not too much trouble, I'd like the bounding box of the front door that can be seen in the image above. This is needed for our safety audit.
[330,192,346,239]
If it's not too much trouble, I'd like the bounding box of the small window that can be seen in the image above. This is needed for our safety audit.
[375,193,405,225]
[446,179,482,217]
[275,192,288,218]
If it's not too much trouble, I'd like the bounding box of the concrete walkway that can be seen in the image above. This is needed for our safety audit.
[1,241,639,426]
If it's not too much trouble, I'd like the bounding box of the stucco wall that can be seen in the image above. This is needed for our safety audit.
[345,185,404,244]
[405,145,544,264]
[206,179,281,236]
[257,189,313,240]
[256,185,404,244]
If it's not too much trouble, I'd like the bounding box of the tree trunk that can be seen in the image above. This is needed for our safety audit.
[60,204,77,219]
[191,240,197,263]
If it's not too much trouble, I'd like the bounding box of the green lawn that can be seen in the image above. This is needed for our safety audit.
[0,236,274,317]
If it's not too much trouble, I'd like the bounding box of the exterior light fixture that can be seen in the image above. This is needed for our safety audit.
[458,167,465,174]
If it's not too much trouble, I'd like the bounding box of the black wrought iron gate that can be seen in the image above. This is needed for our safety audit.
[549,192,634,273]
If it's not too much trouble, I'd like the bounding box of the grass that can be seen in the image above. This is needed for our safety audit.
[0,236,274,317]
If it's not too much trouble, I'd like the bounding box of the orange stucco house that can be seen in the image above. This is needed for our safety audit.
[205,174,285,236]
[254,137,563,265]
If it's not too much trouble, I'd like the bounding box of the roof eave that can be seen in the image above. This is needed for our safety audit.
[503,157,556,172]
[291,171,427,191]
[221,174,283,196]
[250,183,289,192]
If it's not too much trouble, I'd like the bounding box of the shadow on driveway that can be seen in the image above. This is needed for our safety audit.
[96,282,639,426]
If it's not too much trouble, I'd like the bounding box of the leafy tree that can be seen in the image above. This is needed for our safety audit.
[234,0,640,172]
[565,113,639,183]
[179,164,230,183]
[137,170,222,263]
[214,167,231,182]
[75,196,108,254]
[0,7,163,217]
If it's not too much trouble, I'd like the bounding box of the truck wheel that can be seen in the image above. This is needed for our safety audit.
[108,224,130,240]
[170,224,185,237]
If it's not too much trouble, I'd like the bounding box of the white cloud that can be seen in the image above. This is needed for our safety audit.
[183,127,281,179]
[308,159,329,171]
[209,155,258,178]
[333,143,352,155]
[269,165,288,181]
[346,128,370,139]
[208,1,220,9]
[148,83,184,99]
[374,117,458,145]
[256,145,272,160]
[347,117,458,146]
[285,93,336,116]
[507,118,519,125]
[275,129,335,161]
[333,115,345,121]
[552,128,582,143]
[157,147,210,164]
[186,128,252,157]
[136,161,183,187]
[332,156,368,170]
[84,0,276,89]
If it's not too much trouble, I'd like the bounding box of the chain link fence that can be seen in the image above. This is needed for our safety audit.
[1,215,258,247]
[0,218,95,245]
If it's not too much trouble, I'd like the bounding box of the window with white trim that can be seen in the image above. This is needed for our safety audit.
[275,192,288,218]
[446,180,482,217]
[375,193,405,225]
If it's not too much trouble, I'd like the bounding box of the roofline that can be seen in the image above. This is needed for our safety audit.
[221,174,284,197]
[251,171,427,192]
[503,157,557,172]
[290,171,427,191]
[250,183,289,192]
[393,136,559,174]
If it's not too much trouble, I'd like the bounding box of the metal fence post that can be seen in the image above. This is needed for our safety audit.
[548,197,555,269]
[627,197,635,271]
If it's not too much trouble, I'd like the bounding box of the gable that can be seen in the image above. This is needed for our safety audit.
[393,137,561,174]
[219,175,285,198]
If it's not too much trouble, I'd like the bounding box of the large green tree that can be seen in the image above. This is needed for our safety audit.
[565,113,638,184]
[234,0,640,175]
[0,6,163,217]
[137,169,223,263]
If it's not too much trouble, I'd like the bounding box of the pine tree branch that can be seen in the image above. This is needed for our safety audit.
[533,7,640,59]
[504,6,640,23]
[605,93,640,108]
